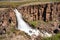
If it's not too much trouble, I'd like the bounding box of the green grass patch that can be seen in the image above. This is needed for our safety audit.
[0,0,60,8]
[43,34,60,40]
[29,21,38,27]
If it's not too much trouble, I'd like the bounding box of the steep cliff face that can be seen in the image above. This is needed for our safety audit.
[18,2,60,22]
[17,2,60,34]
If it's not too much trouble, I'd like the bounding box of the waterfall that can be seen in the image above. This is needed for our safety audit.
[14,9,40,36]
[14,9,52,37]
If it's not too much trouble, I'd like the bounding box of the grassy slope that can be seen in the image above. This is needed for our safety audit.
[0,0,60,8]
[43,34,60,40]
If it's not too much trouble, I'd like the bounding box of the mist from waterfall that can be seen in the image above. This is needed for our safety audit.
[14,9,52,37]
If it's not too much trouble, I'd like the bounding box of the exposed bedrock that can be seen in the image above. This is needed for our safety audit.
[18,2,60,22]
[0,8,16,34]
[17,2,60,34]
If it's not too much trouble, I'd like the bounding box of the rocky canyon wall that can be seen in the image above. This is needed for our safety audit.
[0,8,16,34]
[18,2,60,22]
[0,2,60,34]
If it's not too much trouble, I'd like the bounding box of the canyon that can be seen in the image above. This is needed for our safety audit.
[0,2,60,40]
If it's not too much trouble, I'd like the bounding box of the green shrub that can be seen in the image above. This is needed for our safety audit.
[29,21,38,27]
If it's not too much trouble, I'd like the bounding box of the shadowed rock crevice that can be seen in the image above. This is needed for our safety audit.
[9,17,12,23]
[53,29,59,34]
[42,4,47,21]
[59,25,60,28]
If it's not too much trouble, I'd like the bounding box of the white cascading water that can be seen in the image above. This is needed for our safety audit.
[14,9,52,37]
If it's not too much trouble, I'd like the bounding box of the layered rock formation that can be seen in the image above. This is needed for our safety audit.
[18,2,60,22]
[17,2,60,34]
